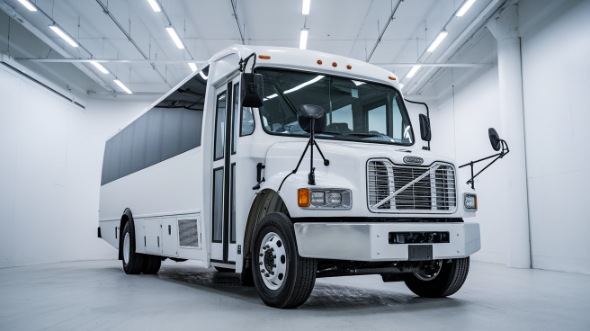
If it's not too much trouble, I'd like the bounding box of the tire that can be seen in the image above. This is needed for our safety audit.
[142,255,162,274]
[404,257,470,298]
[121,222,144,274]
[251,213,317,308]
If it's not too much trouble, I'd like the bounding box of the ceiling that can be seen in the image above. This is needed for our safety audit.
[0,0,508,100]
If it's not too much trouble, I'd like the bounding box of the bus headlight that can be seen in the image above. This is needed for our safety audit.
[298,188,352,209]
[464,193,477,210]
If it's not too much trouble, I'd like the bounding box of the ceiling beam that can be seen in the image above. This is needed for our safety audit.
[0,1,114,94]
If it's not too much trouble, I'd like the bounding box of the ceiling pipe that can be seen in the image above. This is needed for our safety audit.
[404,0,505,95]
[230,0,246,44]
[1,52,85,108]
[0,1,114,93]
[95,0,172,88]
[366,0,402,62]
[21,58,209,64]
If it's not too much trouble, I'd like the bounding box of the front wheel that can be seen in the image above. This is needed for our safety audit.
[121,222,144,274]
[404,257,470,297]
[251,213,317,308]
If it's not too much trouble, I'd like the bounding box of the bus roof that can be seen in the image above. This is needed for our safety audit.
[208,45,401,89]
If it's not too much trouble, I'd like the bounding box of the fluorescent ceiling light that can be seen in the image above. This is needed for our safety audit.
[166,26,185,49]
[302,0,311,15]
[456,0,476,17]
[188,62,198,72]
[90,61,109,74]
[427,31,448,52]
[113,79,133,94]
[199,70,208,80]
[146,0,161,12]
[406,65,422,78]
[299,29,308,50]
[49,25,78,47]
[18,0,37,11]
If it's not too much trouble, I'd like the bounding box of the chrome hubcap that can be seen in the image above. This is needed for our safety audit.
[258,232,287,290]
[123,232,130,265]
[414,260,443,281]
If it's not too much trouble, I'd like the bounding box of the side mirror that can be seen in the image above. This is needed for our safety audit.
[298,104,327,133]
[241,73,264,108]
[419,114,432,142]
[488,128,501,151]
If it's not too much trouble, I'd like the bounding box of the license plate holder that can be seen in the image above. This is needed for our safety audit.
[408,245,433,261]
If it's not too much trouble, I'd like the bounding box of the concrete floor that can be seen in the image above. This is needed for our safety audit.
[1,260,589,330]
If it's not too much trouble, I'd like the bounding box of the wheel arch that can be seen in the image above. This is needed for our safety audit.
[241,190,289,280]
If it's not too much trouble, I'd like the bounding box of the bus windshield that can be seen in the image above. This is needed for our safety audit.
[258,68,414,145]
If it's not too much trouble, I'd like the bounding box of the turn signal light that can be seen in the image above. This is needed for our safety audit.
[298,188,310,207]
[259,55,271,60]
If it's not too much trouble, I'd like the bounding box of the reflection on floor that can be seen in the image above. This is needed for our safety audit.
[1,260,589,330]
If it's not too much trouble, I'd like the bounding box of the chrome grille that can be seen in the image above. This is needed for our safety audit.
[367,160,457,213]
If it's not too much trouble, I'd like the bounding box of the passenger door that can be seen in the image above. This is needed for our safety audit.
[210,76,241,266]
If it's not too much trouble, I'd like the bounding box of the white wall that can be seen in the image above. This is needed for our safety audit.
[519,0,590,274]
[0,66,152,268]
[414,0,590,274]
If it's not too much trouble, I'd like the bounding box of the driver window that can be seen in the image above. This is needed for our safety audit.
[241,107,255,136]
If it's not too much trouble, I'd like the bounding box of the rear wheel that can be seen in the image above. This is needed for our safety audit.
[122,222,144,274]
[142,255,161,274]
[404,257,470,297]
[251,213,317,308]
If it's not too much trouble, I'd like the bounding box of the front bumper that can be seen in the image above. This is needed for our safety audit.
[293,222,480,261]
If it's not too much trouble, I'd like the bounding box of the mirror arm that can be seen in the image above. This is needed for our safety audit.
[459,139,510,189]
[239,52,257,73]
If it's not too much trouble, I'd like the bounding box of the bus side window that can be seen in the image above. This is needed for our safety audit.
[241,107,255,136]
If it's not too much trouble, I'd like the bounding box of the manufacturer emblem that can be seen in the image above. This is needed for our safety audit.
[403,156,424,165]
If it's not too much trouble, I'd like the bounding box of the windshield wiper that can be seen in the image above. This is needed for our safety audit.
[317,131,342,136]
[345,132,385,138]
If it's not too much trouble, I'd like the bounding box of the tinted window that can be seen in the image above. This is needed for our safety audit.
[212,168,224,242]
[100,67,208,185]
[214,92,227,161]
[180,110,202,152]
[161,108,182,160]
[130,115,147,173]
[119,124,134,177]
[145,109,162,167]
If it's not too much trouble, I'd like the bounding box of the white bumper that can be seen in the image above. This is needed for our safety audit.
[293,222,480,261]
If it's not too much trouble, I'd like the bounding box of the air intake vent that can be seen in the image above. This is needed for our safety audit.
[367,159,457,213]
[178,219,200,248]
